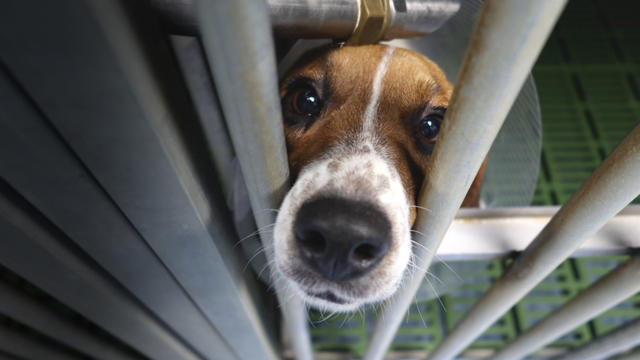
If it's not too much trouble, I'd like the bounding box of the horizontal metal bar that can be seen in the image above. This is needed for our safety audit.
[0,1,278,359]
[428,117,640,357]
[437,205,640,261]
[364,1,566,359]
[489,253,640,360]
[149,0,459,40]
[0,278,140,360]
[0,55,236,360]
[0,323,84,360]
[0,180,199,360]
[194,0,313,359]
[552,316,640,360]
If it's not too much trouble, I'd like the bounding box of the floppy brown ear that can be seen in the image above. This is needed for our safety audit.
[461,157,487,208]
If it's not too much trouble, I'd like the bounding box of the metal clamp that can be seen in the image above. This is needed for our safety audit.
[346,0,391,45]
[149,0,460,42]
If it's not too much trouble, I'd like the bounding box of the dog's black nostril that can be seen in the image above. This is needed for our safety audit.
[353,243,381,262]
[296,228,326,255]
[294,197,391,281]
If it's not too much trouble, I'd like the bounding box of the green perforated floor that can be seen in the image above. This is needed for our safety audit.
[309,0,640,358]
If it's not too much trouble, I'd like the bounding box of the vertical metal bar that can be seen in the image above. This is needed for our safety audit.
[170,36,235,193]
[194,1,313,360]
[551,316,640,360]
[364,1,566,359]
[490,253,640,360]
[0,279,141,360]
[0,324,85,360]
[428,119,640,359]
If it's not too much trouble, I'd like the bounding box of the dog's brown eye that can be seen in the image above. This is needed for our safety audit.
[416,115,442,143]
[291,88,320,116]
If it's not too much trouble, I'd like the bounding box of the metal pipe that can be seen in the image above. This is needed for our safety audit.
[384,0,462,40]
[364,1,567,359]
[427,117,640,357]
[489,253,640,360]
[149,0,460,40]
[551,316,640,360]
[438,205,640,261]
[194,0,313,359]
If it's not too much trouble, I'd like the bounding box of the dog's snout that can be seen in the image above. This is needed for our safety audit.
[294,198,391,281]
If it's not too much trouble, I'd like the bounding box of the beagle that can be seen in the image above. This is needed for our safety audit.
[273,44,484,312]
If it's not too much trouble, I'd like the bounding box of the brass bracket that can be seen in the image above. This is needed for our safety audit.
[345,0,391,46]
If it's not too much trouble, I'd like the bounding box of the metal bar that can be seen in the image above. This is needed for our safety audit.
[608,347,640,360]
[0,57,236,360]
[169,35,273,284]
[0,278,141,360]
[428,115,640,357]
[437,205,640,261]
[169,36,235,193]
[0,323,85,360]
[364,1,566,359]
[489,254,640,360]
[551,316,640,360]
[0,1,278,360]
[149,0,459,40]
[194,0,313,359]
[0,180,199,360]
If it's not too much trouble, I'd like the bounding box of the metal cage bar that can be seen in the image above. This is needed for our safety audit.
[194,0,314,359]
[0,278,139,360]
[0,180,199,360]
[0,52,236,360]
[489,253,640,360]
[428,112,640,359]
[608,347,640,360]
[364,1,567,359]
[438,205,640,261]
[0,1,278,359]
[552,316,640,360]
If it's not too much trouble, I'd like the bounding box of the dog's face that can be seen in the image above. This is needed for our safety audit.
[274,44,481,312]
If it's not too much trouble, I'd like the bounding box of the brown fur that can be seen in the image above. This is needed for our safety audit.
[280,44,484,225]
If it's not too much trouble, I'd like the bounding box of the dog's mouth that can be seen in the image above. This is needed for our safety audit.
[306,290,350,305]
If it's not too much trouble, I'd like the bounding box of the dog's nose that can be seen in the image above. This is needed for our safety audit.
[294,198,391,281]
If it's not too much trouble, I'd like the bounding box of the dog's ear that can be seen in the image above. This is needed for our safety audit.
[460,157,487,208]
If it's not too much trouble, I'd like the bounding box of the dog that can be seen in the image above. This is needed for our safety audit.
[273,44,484,312]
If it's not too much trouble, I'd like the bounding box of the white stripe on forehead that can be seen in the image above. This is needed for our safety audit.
[362,46,395,137]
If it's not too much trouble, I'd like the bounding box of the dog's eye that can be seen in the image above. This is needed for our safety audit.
[291,88,321,116]
[416,115,442,143]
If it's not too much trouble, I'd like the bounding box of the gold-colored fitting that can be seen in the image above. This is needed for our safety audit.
[345,0,391,46]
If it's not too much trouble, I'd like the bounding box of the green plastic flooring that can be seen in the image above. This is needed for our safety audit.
[310,0,640,357]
